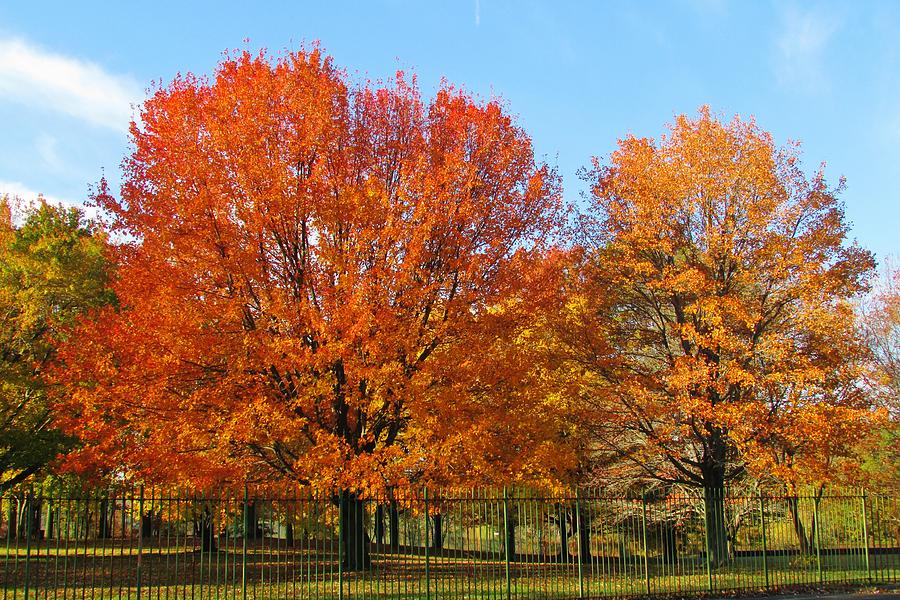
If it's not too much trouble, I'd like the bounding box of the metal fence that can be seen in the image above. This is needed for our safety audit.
[1,487,897,600]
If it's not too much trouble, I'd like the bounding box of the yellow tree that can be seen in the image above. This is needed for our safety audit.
[569,107,876,564]
[0,198,115,491]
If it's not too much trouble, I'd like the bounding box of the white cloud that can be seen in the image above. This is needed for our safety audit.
[774,7,840,93]
[0,179,102,223]
[0,179,78,208]
[0,37,141,133]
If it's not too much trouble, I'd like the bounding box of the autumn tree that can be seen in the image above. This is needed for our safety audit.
[0,198,115,492]
[57,49,563,570]
[565,107,876,565]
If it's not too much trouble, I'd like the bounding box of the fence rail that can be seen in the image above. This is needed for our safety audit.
[1,488,897,600]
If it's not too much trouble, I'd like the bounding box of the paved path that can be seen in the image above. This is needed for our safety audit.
[739,587,899,600]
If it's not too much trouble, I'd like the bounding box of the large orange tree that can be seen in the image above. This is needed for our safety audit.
[57,49,565,568]
[566,108,876,564]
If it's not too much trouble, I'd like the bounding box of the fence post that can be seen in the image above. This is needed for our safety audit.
[861,492,871,582]
[137,485,144,600]
[4,494,11,600]
[503,487,512,600]
[424,486,431,600]
[242,485,248,600]
[574,488,584,599]
[641,494,650,596]
[759,494,769,589]
[338,490,344,600]
[703,488,713,592]
[813,497,824,583]
[23,488,32,600]
[813,495,822,584]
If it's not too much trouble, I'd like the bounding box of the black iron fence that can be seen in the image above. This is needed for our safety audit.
[1,487,897,599]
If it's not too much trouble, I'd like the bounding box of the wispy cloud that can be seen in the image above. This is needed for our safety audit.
[774,6,840,93]
[684,0,728,17]
[36,134,64,172]
[0,37,142,133]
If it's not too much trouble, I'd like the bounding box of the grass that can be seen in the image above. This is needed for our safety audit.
[1,546,897,600]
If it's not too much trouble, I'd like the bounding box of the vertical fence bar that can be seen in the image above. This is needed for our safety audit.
[502,488,511,600]
[63,494,71,600]
[574,489,584,600]
[242,486,248,600]
[338,491,344,600]
[759,494,769,590]
[52,496,60,600]
[146,489,153,600]
[424,487,430,600]
[861,492,871,582]
[703,488,713,593]
[813,496,822,584]
[137,485,145,600]
[177,492,185,600]
[641,494,650,597]
[23,489,32,600]
[80,488,89,600]
[3,494,9,600]
[422,485,431,600]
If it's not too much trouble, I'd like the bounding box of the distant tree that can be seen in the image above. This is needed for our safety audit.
[0,198,115,491]
[565,107,876,565]
[856,262,900,492]
[863,261,900,408]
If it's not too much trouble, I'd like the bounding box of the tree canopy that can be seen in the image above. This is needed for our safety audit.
[565,107,877,490]
[57,49,567,492]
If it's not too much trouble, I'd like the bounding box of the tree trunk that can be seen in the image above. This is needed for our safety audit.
[26,499,41,539]
[46,506,54,540]
[198,507,217,552]
[703,484,728,567]
[141,511,154,539]
[701,430,730,568]
[374,505,385,546]
[787,496,815,555]
[340,492,371,571]
[286,522,294,547]
[7,501,17,541]
[432,513,444,551]
[661,521,678,564]
[557,503,569,561]
[504,512,516,560]
[244,500,259,540]
[389,501,400,551]
[98,498,111,539]
[576,504,591,564]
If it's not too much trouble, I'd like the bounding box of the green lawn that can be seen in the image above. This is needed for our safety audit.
[1,546,897,600]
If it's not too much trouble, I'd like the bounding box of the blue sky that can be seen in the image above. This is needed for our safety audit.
[0,0,898,260]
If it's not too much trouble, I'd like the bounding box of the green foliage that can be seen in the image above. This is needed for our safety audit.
[858,423,900,492]
[0,197,115,490]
